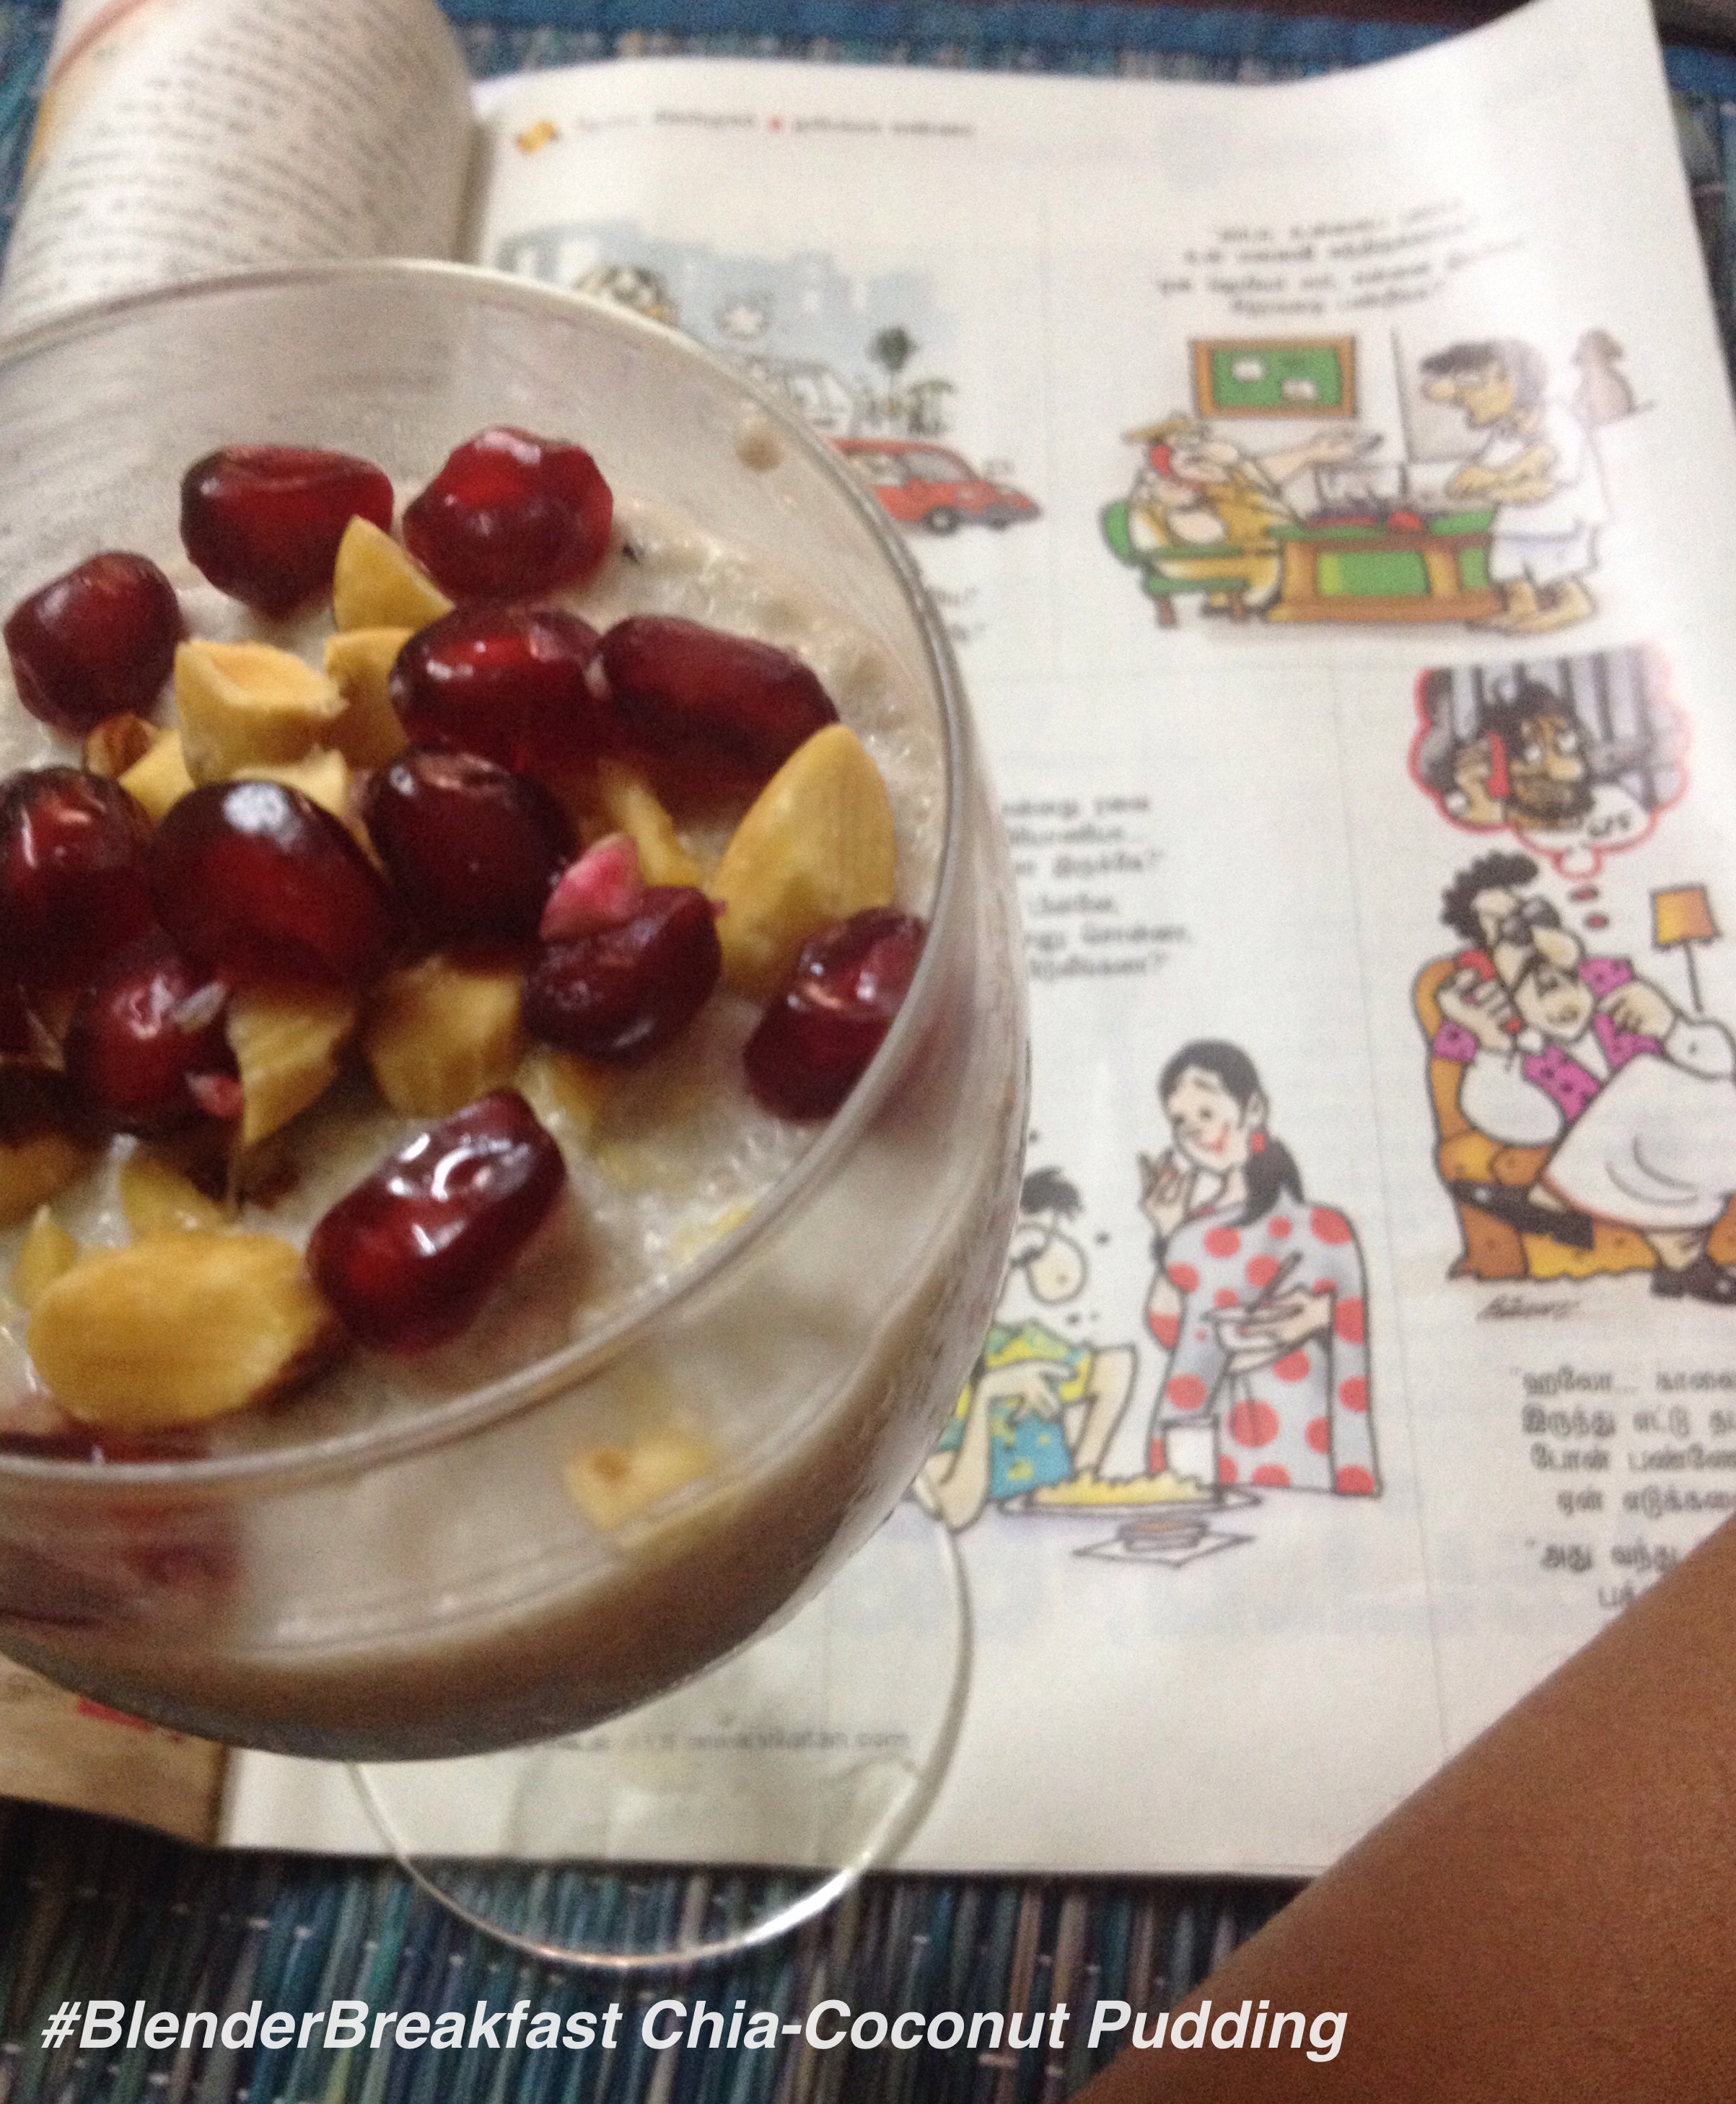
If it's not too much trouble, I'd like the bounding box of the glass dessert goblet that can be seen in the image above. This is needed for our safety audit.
[0,263,1026,1958]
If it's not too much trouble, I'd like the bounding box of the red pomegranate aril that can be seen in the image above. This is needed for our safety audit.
[308,1089,566,1354]
[5,553,185,737]
[149,779,401,986]
[180,444,394,615]
[0,979,32,1059]
[525,885,721,1061]
[403,426,613,601]
[0,766,154,985]
[63,932,232,1135]
[364,745,573,941]
[600,616,837,779]
[745,908,925,1120]
[390,603,604,774]
[0,1063,81,1147]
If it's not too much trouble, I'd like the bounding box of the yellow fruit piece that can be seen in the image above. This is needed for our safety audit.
[227,985,358,1148]
[84,713,161,780]
[232,748,353,829]
[28,1232,340,1429]
[331,517,452,633]
[9,1208,77,1308]
[175,639,346,782]
[565,1428,716,1531]
[0,1132,98,1227]
[118,728,195,823]
[709,725,896,999]
[517,1043,613,1142]
[365,952,525,1118]
[596,760,704,887]
[323,628,412,768]
[667,1199,755,1269]
[118,1152,228,1237]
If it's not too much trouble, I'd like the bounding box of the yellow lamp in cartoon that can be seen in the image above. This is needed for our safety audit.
[1653,885,1719,1012]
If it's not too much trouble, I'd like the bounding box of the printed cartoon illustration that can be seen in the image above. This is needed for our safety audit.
[1572,329,1637,428]
[1419,856,1736,1298]
[1140,1043,1379,1498]
[1104,331,1623,631]
[573,260,677,325]
[1101,414,1365,622]
[914,1168,1138,1532]
[507,224,1041,535]
[1419,340,1608,634]
[1411,646,1685,876]
[831,439,1040,535]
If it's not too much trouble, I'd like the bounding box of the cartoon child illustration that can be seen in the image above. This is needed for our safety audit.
[1115,416,1366,616]
[1141,1043,1378,1497]
[916,1168,1137,1532]
[1420,339,1608,635]
[1432,853,1736,1302]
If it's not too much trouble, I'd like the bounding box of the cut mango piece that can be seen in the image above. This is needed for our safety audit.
[9,1207,77,1309]
[84,713,161,781]
[709,725,895,998]
[517,1043,614,1143]
[331,517,452,633]
[0,1131,98,1227]
[365,952,525,1118]
[596,760,704,888]
[29,1231,340,1428]
[118,1152,229,1237]
[323,628,411,768]
[175,639,346,781]
[566,1429,716,1531]
[226,984,358,1148]
[118,728,195,824]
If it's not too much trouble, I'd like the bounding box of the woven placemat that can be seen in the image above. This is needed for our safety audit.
[2,4,1735,2098]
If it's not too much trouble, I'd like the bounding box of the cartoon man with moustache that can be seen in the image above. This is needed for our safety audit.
[1434,852,1736,1303]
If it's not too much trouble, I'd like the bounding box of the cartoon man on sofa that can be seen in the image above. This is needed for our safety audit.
[1423,851,1736,1303]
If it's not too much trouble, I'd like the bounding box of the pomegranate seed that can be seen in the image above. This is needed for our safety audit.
[0,1062,81,1147]
[402,426,613,600]
[363,745,573,941]
[539,834,643,941]
[63,931,232,1135]
[390,604,604,774]
[525,886,720,1061]
[180,444,394,615]
[0,979,33,1058]
[600,616,837,779]
[308,1089,565,1353]
[0,766,153,986]
[745,908,925,1119]
[149,779,401,986]
[5,553,185,737]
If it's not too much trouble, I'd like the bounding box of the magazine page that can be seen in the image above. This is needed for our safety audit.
[0,1656,224,1841]
[229,0,1736,1874]
[0,0,473,337]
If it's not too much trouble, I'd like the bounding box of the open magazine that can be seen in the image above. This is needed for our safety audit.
[4,0,1735,1877]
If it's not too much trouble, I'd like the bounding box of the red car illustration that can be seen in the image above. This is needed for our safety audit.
[831,439,1040,535]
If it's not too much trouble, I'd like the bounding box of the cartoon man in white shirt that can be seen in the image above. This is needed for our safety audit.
[1421,339,1609,635]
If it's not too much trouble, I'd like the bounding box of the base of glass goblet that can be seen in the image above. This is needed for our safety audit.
[346,1496,970,1971]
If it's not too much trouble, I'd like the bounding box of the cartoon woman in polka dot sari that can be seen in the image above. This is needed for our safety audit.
[1141,1040,1379,1498]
